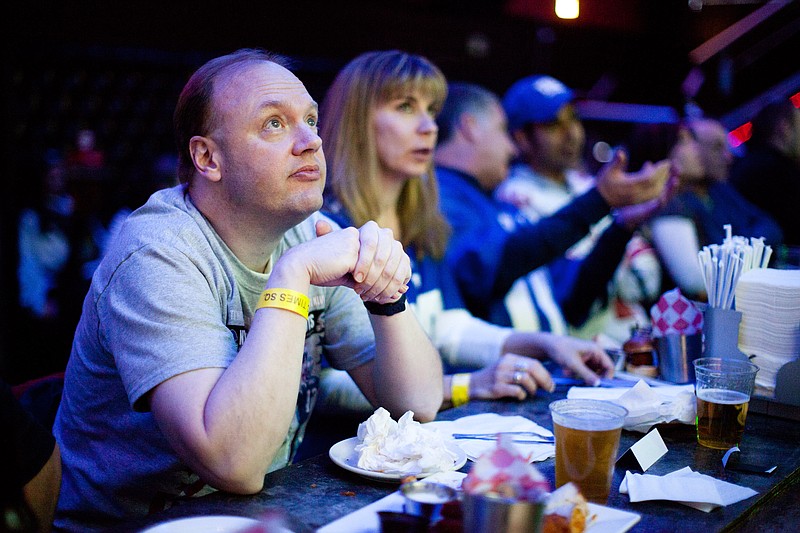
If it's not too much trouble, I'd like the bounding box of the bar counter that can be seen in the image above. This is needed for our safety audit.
[121,388,800,532]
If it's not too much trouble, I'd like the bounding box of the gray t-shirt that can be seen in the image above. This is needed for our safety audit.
[53,185,375,530]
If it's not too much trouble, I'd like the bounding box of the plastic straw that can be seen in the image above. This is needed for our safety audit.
[698,226,772,309]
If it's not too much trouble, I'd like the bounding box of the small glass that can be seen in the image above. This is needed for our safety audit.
[693,357,759,449]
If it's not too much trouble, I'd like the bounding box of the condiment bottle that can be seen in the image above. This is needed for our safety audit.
[623,325,658,377]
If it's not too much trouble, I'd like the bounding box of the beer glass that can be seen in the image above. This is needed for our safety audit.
[693,357,759,449]
[549,399,627,503]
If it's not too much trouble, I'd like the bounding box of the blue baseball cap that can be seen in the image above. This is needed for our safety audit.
[502,75,574,131]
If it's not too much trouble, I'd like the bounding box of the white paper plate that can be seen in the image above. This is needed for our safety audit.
[328,436,467,482]
[140,515,261,533]
[318,479,641,533]
[586,503,641,533]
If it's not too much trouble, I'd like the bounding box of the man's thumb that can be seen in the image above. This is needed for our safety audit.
[315,219,334,237]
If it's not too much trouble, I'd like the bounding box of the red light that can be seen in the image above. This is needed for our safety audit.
[791,91,800,108]
[729,122,752,148]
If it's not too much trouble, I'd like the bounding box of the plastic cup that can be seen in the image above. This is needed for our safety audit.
[549,399,627,503]
[693,357,759,449]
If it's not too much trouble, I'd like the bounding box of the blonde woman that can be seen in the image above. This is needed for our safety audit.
[318,50,612,415]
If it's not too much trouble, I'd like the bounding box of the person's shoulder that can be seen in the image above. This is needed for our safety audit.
[96,186,218,280]
[436,167,481,201]
[119,186,201,241]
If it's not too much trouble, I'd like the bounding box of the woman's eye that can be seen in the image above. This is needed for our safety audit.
[397,101,413,113]
[267,118,282,129]
[307,116,318,128]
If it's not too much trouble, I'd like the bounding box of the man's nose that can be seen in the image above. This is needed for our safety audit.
[295,126,322,154]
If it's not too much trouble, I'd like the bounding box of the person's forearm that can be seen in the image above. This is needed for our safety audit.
[494,188,610,298]
[651,216,705,297]
[154,261,313,494]
[557,222,631,326]
[369,310,443,422]
[433,309,510,369]
[501,331,553,360]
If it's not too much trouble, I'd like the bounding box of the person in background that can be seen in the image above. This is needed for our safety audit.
[65,128,105,171]
[53,48,442,530]
[687,117,735,183]
[730,99,800,246]
[17,160,73,321]
[316,51,613,421]
[434,82,672,342]
[627,121,783,299]
[495,75,667,343]
[14,157,75,382]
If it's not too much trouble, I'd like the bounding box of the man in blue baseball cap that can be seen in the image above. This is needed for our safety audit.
[497,75,666,343]
[503,75,576,130]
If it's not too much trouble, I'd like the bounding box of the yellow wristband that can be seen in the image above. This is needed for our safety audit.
[451,373,471,407]
[255,288,310,319]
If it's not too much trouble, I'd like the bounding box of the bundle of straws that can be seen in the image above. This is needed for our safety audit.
[698,224,773,310]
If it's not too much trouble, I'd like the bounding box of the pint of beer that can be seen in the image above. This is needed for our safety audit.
[549,399,628,503]
[693,358,759,450]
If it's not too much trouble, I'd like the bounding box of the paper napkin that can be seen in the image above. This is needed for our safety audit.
[567,380,695,432]
[425,413,555,462]
[619,467,757,512]
[650,288,704,337]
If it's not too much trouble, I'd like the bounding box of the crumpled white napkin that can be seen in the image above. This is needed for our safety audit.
[355,408,458,474]
[619,467,758,512]
[425,413,554,463]
[567,380,695,432]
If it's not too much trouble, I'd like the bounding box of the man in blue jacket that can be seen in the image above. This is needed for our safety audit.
[434,82,671,328]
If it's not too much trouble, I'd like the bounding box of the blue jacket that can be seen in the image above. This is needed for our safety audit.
[436,166,624,326]
[322,207,466,312]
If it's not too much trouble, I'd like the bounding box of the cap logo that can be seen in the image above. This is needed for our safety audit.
[532,76,568,97]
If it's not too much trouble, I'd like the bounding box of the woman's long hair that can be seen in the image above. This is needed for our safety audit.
[321,50,450,260]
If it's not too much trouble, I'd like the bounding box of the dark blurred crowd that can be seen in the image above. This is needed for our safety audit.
[8,128,177,384]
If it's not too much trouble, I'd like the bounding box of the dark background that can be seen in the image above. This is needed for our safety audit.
[3,0,799,380]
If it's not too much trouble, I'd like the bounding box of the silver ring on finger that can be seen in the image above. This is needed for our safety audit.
[513,371,524,384]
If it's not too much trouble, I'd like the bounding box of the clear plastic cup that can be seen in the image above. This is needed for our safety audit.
[693,357,759,449]
[549,399,627,503]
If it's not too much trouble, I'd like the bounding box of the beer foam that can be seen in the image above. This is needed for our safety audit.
[696,388,749,404]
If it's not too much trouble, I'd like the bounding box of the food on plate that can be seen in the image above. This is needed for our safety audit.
[542,482,591,533]
[355,408,458,474]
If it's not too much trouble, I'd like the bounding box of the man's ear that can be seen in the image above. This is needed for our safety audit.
[189,135,222,183]
[456,113,480,143]
[511,128,531,152]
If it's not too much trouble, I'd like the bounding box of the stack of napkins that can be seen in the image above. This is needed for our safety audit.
[735,269,800,396]
[425,413,555,462]
[567,380,695,432]
[620,467,757,512]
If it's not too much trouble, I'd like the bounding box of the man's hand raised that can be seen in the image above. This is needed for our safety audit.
[596,150,671,208]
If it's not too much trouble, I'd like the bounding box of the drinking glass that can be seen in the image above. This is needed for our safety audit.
[549,399,627,503]
[693,357,759,449]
